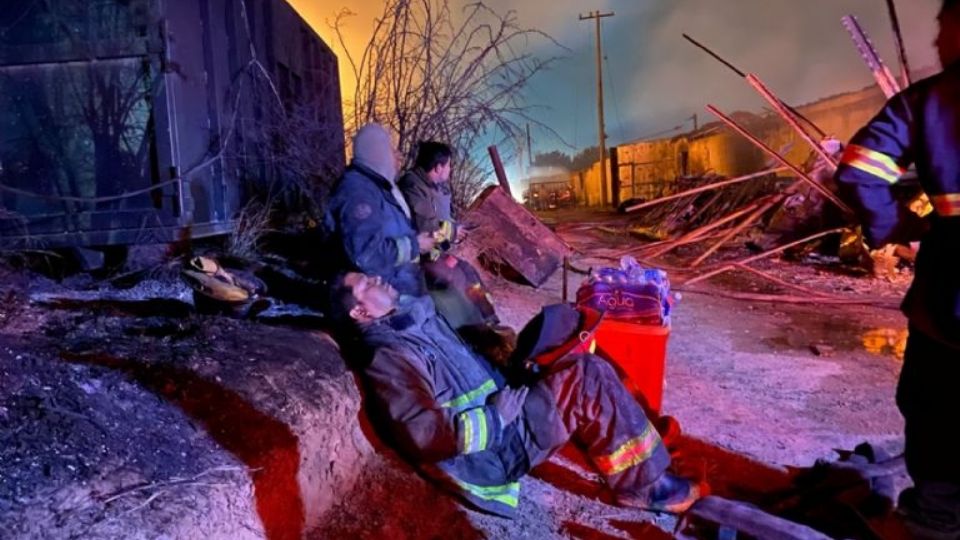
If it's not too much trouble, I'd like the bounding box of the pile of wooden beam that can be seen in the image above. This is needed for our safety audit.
[614,9,920,299]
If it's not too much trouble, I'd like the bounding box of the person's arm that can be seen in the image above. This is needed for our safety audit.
[365,347,504,462]
[337,189,418,274]
[834,92,924,247]
[399,173,440,234]
[399,174,449,259]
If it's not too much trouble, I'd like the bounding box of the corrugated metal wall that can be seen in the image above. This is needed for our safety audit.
[0,0,343,248]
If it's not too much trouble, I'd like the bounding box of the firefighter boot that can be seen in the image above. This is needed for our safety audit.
[616,472,708,514]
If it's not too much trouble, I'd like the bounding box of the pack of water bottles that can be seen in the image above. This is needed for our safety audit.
[575,256,675,326]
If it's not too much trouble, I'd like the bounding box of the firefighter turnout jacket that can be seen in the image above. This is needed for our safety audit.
[324,163,426,296]
[834,63,960,346]
[359,296,670,517]
[398,166,457,260]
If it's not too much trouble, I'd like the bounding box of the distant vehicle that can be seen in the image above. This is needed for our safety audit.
[524,180,576,211]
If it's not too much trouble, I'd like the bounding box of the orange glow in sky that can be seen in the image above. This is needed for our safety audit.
[285,0,378,103]
[283,0,942,158]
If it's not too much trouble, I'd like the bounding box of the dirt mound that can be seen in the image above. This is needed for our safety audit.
[0,264,678,539]
[0,285,369,539]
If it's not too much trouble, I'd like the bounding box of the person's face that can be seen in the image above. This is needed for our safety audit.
[345,273,399,321]
[430,160,452,183]
[936,8,960,68]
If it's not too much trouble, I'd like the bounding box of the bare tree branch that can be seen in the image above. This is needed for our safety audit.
[333,0,562,206]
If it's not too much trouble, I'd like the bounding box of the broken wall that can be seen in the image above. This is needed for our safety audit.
[577,159,613,207]
[763,85,886,171]
[566,83,887,207]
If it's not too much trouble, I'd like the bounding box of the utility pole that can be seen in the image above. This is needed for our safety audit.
[579,10,614,206]
[691,113,699,131]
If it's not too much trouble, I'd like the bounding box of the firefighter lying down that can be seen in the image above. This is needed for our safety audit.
[328,271,706,518]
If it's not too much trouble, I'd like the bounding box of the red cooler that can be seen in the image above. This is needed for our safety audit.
[577,265,673,417]
[594,319,669,415]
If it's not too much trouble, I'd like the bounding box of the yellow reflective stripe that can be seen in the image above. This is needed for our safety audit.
[851,145,904,176]
[850,160,900,183]
[441,379,496,410]
[842,144,905,177]
[932,194,960,217]
[458,409,490,454]
[394,236,412,265]
[468,410,481,453]
[438,220,455,242]
[595,423,662,476]
[840,144,904,184]
[460,411,475,453]
[477,410,488,451]
[452,479,520,507]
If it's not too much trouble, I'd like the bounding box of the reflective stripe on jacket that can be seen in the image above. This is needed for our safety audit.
[360,296,523,517]
[834,63,960,344]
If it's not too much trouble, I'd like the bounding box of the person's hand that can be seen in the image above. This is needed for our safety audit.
[489,386,529,426]
[417,232,437,254]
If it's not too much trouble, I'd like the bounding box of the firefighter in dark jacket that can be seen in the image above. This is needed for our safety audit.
[833,1,960,535]
[323,123,437,296]
[331,272,704,518]
[398,141,499,329]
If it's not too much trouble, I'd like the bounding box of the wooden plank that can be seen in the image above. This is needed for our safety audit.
[688,195,782,267]
[679,228,847,287]
[688,496,833,540]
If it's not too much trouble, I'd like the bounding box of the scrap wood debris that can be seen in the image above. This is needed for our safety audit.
[580,25,931,304]
[678,443,907,539]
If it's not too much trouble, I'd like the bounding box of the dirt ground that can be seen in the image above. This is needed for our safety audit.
[0,208,914,539]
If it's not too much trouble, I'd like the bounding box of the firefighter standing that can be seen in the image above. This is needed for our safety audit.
[398,141,499,329]
[833,1,960,535]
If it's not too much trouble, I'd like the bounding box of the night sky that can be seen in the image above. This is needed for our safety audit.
[289,0,941,161]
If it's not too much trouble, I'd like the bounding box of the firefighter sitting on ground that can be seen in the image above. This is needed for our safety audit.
[323,123,437,296]
[398,141,500,331]
[329,271,705,517]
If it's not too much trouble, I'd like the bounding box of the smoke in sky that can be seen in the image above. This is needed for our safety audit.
[289,0,942,155]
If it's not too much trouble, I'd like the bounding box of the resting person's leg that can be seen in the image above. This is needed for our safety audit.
[516,354,701,511]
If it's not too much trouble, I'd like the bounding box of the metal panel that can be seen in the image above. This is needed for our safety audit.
[464,186,571,287]
[1,0,344,249]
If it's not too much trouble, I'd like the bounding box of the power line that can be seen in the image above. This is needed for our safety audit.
[636,124,684,141]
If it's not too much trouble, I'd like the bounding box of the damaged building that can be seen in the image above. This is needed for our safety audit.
[566,83,892,207]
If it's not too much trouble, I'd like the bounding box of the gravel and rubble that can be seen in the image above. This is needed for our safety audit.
[0,210,914,538]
